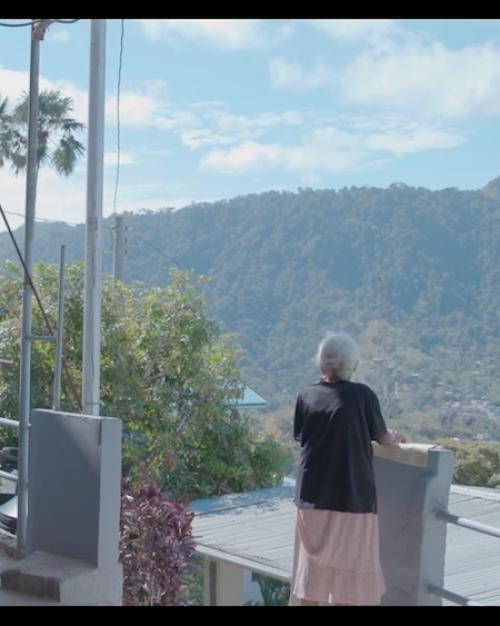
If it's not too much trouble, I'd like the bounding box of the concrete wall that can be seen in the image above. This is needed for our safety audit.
[374,444,454,606]
[27,409,122,569]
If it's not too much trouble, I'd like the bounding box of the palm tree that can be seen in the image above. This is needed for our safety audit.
[0,89,84,176]
[0,95,12,168]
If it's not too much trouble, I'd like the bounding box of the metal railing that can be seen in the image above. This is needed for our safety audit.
[0,417,19,484]
[428,507,500,606]
[427,584,484,606]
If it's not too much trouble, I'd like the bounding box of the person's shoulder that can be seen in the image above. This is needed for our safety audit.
[297,381,324,397]
[302,380,324,390]
[348,381,376,397]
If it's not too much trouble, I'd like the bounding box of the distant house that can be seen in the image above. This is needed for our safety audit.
[234,387,267,409]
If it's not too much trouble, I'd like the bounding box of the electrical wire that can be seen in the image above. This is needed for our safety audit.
[0,19,80,28]
[0,208,81,227]
[0,202,83,411]
[112,19,125,216]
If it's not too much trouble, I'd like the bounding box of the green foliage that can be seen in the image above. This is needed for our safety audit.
[120,475,195,606]
[0,89,84,175]
[248,574,291,606]
[0,262,291,500]
[0,183,498,442]
[437,440,500,488]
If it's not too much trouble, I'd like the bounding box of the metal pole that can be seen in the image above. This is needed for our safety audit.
[82,19,106,416]
[52,245,66,410]
[436,510,500,540]
[113,215,125,282]
[17,21,46,551]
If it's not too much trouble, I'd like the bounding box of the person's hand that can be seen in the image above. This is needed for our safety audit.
[389,429,408,444]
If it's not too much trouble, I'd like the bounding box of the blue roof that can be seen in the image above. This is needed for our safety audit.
[235,386,267,407]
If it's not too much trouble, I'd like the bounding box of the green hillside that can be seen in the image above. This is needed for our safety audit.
[1,180,499,440]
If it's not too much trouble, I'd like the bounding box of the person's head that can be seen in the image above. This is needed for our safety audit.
[315,331,360,381]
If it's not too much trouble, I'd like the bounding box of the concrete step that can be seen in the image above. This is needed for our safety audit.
[0,549,122,605]
[0,587,61,606]
[0,544,60,605]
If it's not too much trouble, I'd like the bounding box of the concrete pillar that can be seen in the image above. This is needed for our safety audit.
[24,409,123,604]
[203,557,245,606]
[374,443,454,606]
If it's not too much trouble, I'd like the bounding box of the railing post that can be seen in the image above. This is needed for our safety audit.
[374,444,454,605]
[417,447,455,605]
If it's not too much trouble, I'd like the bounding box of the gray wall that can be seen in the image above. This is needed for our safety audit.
[374,445,454,605]
[27,409,122,567]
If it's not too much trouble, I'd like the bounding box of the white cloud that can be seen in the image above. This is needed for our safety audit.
[0,67,88,124]
[180,129,235,150]
[339,41,500,119]
[105,84,199,131]
[0,167,87,230]
[201,141,283,173]
[138,19,265,49]
[364,125,463,155]
[311,19,401,46]
[0,67,31,101]
[179,108,303,149]
[200,120,463,176]
[269,58,332,90]
[104,151,137,167]
[106,91,158,125]
[46,29,71,43]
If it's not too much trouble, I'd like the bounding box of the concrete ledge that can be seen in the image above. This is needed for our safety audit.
[373,442,438,468]
[1,568,60,601]
[0,587,61,606]
[0,550,122,605]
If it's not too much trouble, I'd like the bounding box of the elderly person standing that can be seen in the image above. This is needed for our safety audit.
[290,331,406,606]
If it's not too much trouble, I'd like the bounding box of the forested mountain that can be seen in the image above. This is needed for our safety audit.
[1,179,499,440]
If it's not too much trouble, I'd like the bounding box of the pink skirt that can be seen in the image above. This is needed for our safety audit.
[291,508,386,606]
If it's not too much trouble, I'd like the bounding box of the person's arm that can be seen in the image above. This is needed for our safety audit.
[365,386,408,445]
[293,395,304,442]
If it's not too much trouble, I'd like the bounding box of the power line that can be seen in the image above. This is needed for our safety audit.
[130,232,170,261]
[0,19,46,28]
[0,19,80,28]
[0,203,82,411]
[112,19,125,216]
[0,208,81,227]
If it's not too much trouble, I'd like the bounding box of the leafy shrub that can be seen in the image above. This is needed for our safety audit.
[120,476,196,605]
[437,439,500,488]
[250,573,290,606]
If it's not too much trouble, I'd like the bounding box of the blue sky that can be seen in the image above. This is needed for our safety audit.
[2,18,500,230]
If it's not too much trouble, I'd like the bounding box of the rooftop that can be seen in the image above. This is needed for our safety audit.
[192,482,500,605]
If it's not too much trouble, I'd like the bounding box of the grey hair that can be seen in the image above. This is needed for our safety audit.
[315,331,360,381]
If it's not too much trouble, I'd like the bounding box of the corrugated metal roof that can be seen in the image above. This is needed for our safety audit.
[192,484,500,604]
[234,387,267,407]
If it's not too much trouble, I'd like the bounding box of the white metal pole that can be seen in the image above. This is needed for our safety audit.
[82,19,106,416]
[17,21,47,551]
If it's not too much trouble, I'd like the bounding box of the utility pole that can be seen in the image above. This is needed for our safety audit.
[112,215,125,282]
[17,19,52,552]
[82,19,106,416]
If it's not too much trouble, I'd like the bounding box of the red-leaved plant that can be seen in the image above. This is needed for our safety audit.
[120,476,196,606]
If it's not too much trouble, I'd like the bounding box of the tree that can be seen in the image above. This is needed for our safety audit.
[437,439,500,488]
[0,89,84,176]
[0,261,291,500]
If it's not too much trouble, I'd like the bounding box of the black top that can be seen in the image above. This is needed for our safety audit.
[294,380,388,513]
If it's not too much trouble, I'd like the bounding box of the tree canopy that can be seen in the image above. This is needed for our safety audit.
[0,262,291,500]
[0,89,84,175]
